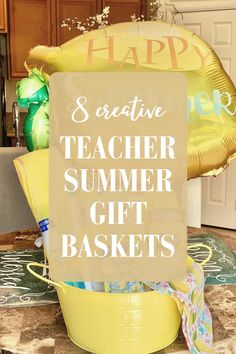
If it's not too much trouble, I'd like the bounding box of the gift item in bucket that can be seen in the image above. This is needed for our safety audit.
[13,149,105,291]
[145,254,213,354]
[14,149,49,252]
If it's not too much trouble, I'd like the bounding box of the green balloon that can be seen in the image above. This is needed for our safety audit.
[16,68,49,151]
[17,85,48,108]
[16,69,48,106]
[23,102,49,152]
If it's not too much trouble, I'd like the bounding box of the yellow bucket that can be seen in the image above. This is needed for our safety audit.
[27,244,212,354]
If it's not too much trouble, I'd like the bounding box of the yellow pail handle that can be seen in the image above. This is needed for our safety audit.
[187,243,212,266]
[27,262,63,289]
[27,244,212,287]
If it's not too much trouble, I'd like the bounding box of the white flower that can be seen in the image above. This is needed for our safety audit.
[61,5,111,33]
[103,6,110,15]
[96,14,102,24]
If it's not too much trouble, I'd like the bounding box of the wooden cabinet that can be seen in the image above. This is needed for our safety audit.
[8,0,145,78]
[56,0,100,44]
[9,0,54,78]
[103,0,145,24]
[0,0,7,32]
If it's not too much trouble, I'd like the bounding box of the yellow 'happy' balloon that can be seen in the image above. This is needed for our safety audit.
[27,21,236,179]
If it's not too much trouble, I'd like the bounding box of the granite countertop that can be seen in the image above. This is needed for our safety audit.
[0,226,235,354]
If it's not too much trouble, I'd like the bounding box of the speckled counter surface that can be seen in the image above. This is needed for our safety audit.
[0,226,235,354]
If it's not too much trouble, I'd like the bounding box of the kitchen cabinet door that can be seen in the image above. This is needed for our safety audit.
[8,0,54,78]
[102,0,145,24]
[56,0,101,45]
[0,0,7,32]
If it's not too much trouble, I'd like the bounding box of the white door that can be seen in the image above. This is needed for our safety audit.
[182,9,236,229]
[201,159,236,228]
[183,9,236,84]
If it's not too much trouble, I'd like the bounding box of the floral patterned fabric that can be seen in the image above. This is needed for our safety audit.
[105,256,213,354]
[104,281,145,293]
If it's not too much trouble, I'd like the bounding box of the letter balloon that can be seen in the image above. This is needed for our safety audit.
[22,21,236,179]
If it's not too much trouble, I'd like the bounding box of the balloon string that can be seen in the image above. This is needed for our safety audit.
[150,1,183,24]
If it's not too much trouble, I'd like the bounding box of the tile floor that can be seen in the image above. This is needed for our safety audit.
[0,226,235,354]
